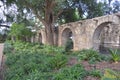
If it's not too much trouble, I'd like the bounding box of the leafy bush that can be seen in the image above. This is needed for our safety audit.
[4,41,68,80]
[89,69,103,78]
[48,53,68,70]
[99,54,111,62]
[4,41,65,55]
[65,39,73,52]
[14,41,42,54]
[3,41,14,54]
[42,45,65,54]
[109,49,120,63]
[8,23,33,41]
[78,49,102,64]
[4,41,95,80]
[101,69,120,80]
[5,52,54,80]
[53,64,88,80]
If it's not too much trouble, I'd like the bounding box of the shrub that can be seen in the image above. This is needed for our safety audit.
[65,39,73,52]
[99,54,111,62]
[78,49,102,64]
[101,69,120,80]
[42,45,65,54]
[48,53,68,70]
[89,69,103,78]
[3,41,14,54]
[53,64,88,80]
[4,41,91,80]
[109,49,120,63]
[4,41,67,80]
[8,23,33,42]
[4,52,54,80]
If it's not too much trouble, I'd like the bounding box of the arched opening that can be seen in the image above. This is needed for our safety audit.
[38,33,42,44]
[62,28,73,51]
[93,22,120,53]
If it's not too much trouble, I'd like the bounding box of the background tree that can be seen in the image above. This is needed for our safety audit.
[5,0,120,45]
[9,23,33,42]
[111,0,120,13]
[72,0,104,19]
[0,29,8,42]
[58,0,104,24]
[6,0,67,45]
[101,0,120,15]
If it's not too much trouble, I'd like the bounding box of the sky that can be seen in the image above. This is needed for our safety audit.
[0,1,6,21]
[0,1,18,22]
[97,0,120,3]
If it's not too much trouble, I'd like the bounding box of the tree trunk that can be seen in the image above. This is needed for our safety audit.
[44,0,55,45]
[45,24,54,45]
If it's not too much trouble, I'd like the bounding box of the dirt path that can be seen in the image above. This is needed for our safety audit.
[0,43,4,80]
[0,43,4,67]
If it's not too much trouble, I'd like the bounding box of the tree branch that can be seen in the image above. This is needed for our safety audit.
[51,0,56,8]
[54,9,64,21]
[24,0,46,26]
[0,25,10,28]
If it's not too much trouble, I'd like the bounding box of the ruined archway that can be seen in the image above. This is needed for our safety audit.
[38,33,42,44]
[93,22,120,53]
[62,28,73,50]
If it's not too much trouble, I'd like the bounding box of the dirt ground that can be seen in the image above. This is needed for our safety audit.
[0,44,4,66]
[68,57,120,80]
[0,55,5,80]
[81,61,120,71]
[0,44,4,80]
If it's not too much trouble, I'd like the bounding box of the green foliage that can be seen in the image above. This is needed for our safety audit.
[4,41,68,80]
[4,41,65,55]
[99,54,111,62]
[5,53,54,80]
[109,49,120,63]
[5,41,116,80]
[78,49,103,64]
[0,33,7,43]
[66,0,104,19]
[101,69,120,80]
[9,23,33,41]
[42,45,65,55]
[65,39,73,52]
[89,69,103,78]
[48,53,68,70]
[60,8,80,23]
[6,0,105,24]
[53,64,88,80]
[3,41,14,54]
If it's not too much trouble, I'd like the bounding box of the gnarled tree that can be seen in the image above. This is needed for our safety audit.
[5,0,105,45]
[6,0,66,45]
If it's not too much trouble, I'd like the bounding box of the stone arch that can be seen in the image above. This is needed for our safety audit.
[36,29,46,44]
[56,14,120,51]
[93,21,120,53]
[93,22,111,50]
[61,28,74,50]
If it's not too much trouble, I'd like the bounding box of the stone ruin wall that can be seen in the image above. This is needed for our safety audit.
[36,12,120,51]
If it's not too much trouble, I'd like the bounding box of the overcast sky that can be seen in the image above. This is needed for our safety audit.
[0,1,6,21]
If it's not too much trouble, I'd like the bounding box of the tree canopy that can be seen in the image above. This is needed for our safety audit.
[1,0,120,45]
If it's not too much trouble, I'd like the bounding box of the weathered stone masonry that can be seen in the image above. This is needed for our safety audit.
[37,13,120,51]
